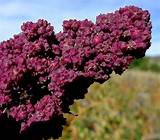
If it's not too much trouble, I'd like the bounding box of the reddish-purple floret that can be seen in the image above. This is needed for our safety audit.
[0,6,151,139]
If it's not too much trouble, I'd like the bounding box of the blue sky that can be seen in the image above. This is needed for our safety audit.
[0,0,159,56]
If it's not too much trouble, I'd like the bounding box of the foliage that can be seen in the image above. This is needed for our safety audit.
[0,6,151,140]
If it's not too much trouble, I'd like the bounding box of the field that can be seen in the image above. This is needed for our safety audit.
[59,67,160,140]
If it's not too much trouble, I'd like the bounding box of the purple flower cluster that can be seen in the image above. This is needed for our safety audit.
[0,6,151,139]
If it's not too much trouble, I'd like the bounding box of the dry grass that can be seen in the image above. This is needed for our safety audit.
[60,70,160,140]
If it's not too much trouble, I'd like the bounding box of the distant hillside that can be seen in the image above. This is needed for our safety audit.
[149,56,160,63]
[129,56,160,72]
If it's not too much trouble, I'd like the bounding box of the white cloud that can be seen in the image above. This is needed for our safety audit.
[0,2,24,16]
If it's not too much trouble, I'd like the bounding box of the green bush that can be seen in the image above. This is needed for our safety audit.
[129,57,160,72]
